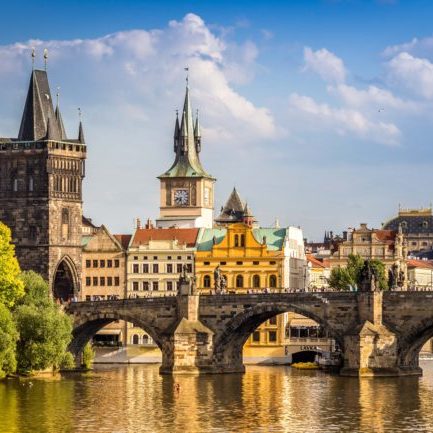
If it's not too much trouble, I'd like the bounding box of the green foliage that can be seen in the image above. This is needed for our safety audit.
[60,352,76,370]
[0,303,18,378]
[0,222,24,308]
[328,254,388,291]
[18,271,51,307]
[14,303,73,374]
[82,342,95,370]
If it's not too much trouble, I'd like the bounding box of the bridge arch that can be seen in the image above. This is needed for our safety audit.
[212,302,342,372]
[397,317,433,373]
[68,311,166,363]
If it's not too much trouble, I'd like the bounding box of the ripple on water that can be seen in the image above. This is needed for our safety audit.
[1,362,433,433]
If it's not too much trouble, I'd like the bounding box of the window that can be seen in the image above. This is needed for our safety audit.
[177,256,181,260]
[107,260,112,268]
[186,263,192,273]
[86,296,91,301]
[86,277,91,286]
[100,260,105,268]
[187,256,191,260]
[143,281,149,291]
[269,317,277,325]
[132,334,139,345]
[133,264,139,273]
[28,176,34,191]
[240,234,245,247]
[268,331,277,342]
[93,260,98,268]
[253,261,259,265]
[167,264,173,273]
[114,277,120,286]
[204,275,211,288]
[61,208,70,240]
[252,331,260,343]
[220,261,227,265]
[143,264,149,273]
[93,277,98,286]
[143,256,148,260]
[107,277,113,286]
[153,256,158,260]
[152,281,159,291]
[167,281,173,291]
[177,264,183,273]
[236,275,244,288]
[270,261,276,265]
[423,241,428,246]
[134,256,138,260]
[204,261,210,266]
[86,260,91,268]
[100,277,105,286]
[234,234,239,247]
[269,275,277,288]
[133,281,139,291]
[253,275,260,288]
[29,226,36,240]
[236,261,243,265]
[13,178,18,192]
[153,264,159,273]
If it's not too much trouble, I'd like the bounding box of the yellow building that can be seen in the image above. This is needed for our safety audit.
[195,221,288,363]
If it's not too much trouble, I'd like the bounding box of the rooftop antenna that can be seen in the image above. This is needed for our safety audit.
[31,48,35,70]
[43,48,48,71]
[184,66,189,87]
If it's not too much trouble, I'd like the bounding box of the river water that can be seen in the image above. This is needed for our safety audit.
[1,361,433,433]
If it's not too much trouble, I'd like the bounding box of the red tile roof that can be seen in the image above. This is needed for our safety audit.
[114,234,132,250]
[407,259,433,269]
[307,254,329,269]
[131,228,199,247]
[374,230,396,242]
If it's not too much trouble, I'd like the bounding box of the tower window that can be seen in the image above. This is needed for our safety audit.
[234,235,239,247]
[236,275,244,288]
[28,176,34,192]
[240,234,245,247]
[13,178,18,192]
[61,208,70,240]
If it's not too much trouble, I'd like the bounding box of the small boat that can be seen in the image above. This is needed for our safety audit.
[315,350,342,372]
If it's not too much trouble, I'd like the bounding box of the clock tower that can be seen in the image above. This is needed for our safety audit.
[156,84,215,228]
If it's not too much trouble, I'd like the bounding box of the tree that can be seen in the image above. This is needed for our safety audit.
[82,342,95,370]
[328,254,388,291]
[0,222,24,307]
[0,303,18,378]
[14,272,73,374]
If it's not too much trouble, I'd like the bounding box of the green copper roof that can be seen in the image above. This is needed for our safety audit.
[252,228,287,251]
[196,228,227,251]
[81,235,93,247]
[159,85,213,179]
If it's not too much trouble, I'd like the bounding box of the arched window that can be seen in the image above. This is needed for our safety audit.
[28,176,34,192]
[142,335,149,345]
[13,178,18,192]
[269,275,277,288]
[234,234,239,247]
[240,234,245,247]
[253,274,260,288]
[132,334,139,345]
[203,275,211,288]
[236,275,244,288]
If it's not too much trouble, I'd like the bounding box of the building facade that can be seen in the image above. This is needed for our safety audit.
[383,207,433,253]
[0,68,86,300]
[306,255,330,290]
[157,85,215,229]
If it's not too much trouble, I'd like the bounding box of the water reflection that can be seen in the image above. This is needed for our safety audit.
[1,362,433,432]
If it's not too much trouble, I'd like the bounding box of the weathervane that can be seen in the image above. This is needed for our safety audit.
[43,48,48,70]
[56,87,60,107]
[78,107,82,121]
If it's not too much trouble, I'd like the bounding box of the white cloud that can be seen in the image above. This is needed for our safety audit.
[289,93,401,145]
[329,83,418,111]
[386,52,433,99]
[303,47,346,84]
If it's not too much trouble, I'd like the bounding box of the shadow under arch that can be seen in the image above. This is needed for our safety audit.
[68,311,165,362]
[53,255,79,302]
[212,302,342,372]
[397,317,433,373]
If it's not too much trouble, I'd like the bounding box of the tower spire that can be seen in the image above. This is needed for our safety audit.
[174,110,180,153]
[77,108,85,144]
[194,109,201,153]
[55,87,67,140]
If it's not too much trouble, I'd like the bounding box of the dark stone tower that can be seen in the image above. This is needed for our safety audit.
[0,69,86,300]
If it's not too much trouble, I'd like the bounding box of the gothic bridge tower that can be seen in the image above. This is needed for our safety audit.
[157,83,216,228]
[0,68,86,300]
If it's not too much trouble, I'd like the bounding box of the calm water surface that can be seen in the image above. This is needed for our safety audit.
[1,361,433,433]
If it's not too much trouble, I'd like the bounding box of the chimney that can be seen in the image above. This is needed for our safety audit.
[343,231,348,241]
[136,218,141,229]
[145,218,153,229]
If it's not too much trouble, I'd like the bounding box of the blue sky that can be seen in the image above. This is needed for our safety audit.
[1,0,433,240]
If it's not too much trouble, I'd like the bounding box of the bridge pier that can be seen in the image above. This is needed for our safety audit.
[159,286,214,375]
[340,291,419,377]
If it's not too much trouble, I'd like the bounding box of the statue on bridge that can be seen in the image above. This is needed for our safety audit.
[359,260,380,292]
[177,264,197,296]
[214,265,222,293]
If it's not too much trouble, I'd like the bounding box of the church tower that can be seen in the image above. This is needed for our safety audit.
[156,83,215,228]
[0,67,86,301]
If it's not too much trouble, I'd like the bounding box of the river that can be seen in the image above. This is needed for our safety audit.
[1,361,433,433]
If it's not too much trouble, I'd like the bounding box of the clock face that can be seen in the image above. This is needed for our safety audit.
[174,189,189,206]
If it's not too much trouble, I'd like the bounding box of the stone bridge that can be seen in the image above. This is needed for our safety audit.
[66,290,433,377]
